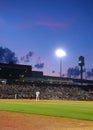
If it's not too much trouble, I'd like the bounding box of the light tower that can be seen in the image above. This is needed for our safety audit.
[55,49,66,77]
[78,56,85,84]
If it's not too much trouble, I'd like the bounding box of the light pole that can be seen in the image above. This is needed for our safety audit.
[55,49,66,77]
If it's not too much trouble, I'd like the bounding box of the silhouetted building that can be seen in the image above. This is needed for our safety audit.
[0,62,32,79]
[31,71,43,77]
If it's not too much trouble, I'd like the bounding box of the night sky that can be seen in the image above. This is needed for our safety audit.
[0,0,93,76]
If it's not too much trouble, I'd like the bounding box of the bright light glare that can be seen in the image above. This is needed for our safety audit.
[55,49,66,57]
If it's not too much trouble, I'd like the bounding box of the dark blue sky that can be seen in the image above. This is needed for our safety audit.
[0,0,93,76]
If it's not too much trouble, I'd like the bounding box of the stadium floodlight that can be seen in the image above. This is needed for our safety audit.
[55,49,66,77]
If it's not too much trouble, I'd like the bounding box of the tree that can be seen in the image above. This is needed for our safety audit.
[86,68,93,78]
[67,67,73,78]
[0,47,18,63]
[67,66,80,78]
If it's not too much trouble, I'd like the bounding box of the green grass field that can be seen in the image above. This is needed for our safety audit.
[0,100,93,121]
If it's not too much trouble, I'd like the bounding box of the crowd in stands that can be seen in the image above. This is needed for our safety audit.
[0,82,93,100]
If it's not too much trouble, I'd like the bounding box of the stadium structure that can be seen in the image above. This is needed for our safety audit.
[0,62,93,100]
[0,62,93,85]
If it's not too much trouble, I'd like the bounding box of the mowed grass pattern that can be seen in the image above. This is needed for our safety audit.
[0,100,93,121]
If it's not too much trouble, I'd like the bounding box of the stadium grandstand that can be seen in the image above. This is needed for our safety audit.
[0,62,93,100]
[0,62,32,79]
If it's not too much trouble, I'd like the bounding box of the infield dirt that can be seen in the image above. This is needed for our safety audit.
[0,111,93,130]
